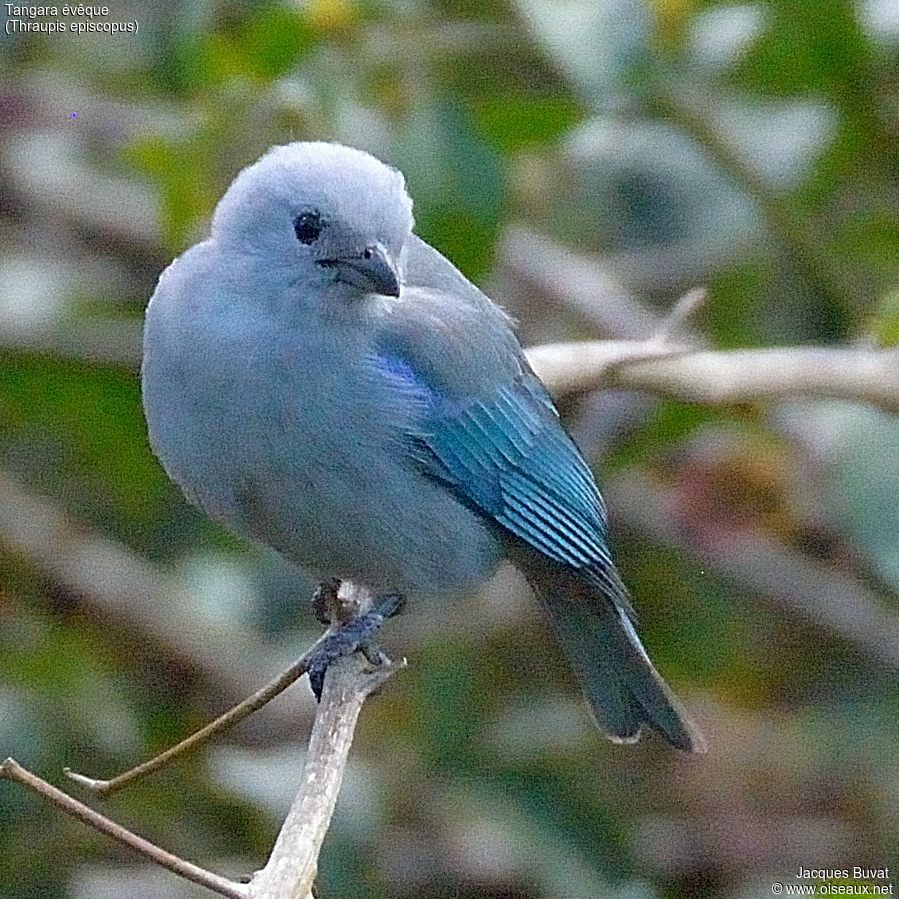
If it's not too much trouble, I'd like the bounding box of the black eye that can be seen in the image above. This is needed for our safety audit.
[293,210,323,244]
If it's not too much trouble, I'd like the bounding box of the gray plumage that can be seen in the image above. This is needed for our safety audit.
[142,141,704,752]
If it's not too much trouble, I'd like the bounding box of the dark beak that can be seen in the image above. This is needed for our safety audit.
[326,243,401,298]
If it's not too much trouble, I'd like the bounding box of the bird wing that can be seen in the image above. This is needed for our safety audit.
[418,373,635,616]
[373,236,634,619]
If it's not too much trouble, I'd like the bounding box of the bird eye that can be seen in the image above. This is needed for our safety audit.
[293,210,323,245]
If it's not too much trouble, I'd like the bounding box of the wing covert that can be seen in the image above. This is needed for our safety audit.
[419,374,633,615]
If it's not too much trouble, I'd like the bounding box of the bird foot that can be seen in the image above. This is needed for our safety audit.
[311,578,343,625]
[307,583,405,701]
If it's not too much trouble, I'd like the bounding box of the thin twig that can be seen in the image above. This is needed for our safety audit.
[65,585,403,797]
[4,587,405,899]
[0,758,247,899]
[64,651,315,796]
[520,288,704,396]
[246,581,405,899]
[651,287,708,342]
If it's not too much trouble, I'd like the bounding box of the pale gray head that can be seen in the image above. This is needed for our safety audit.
[211,141,414,299]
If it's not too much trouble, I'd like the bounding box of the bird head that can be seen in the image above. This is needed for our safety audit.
[211,141,414,300]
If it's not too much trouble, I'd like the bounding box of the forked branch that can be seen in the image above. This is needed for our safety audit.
[1,585,405,899]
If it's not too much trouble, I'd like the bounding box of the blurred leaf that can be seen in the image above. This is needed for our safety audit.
[649,0,698,52]
[828,209,899,286]
[731,0,874,99]
[686,3,767,71]
[563,115,759,252]
[470,93,583,151]
[0,355,172,543]
[125,134,217,249]
[395,102,505,278]
[168,3,313,92]
[242,4,316,79]
[304,0,359,35]
[871,290,899,346]
[514,0,651,108]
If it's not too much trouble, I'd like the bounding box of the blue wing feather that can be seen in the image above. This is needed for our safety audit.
[411,369,634,620]
[372,238,633,620]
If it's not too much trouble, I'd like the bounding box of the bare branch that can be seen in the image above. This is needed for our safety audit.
[65,652,313,797]
[2,268,896,418]
[651,287,708,342]
[6,322,893,416]
[65,583,402,797]
[527,343,899,414]
[4,585,405,899]
[247,651,404,899]
[0,758,247,899]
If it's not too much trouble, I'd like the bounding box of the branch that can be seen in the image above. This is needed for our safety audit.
[5,323,894,415]
[2,586,404,899]
[247,651,403,899]
[527,342,899,414]
[65,652,314,797]
[0,758,247,899]
[65,584,402,796]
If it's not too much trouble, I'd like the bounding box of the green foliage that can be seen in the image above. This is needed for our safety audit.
[125,135,219,250]
[872,290,899,347]
[402,102,505,278]
[0,355,168,531]
[167,4,315,93]
[471,94,584,152]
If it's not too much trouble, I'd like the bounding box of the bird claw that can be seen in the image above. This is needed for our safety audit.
[307,588,405,701]
[311,577,343,625]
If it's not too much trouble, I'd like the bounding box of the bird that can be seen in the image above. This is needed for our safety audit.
[142,141,704,752]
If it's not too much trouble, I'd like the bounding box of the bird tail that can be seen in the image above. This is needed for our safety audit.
[526,563,705,753]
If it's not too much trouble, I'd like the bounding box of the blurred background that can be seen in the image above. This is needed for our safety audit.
[1,1,898,897]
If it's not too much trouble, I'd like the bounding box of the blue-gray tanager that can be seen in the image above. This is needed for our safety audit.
[142,142,704,752]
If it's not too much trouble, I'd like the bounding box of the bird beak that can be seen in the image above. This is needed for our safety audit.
[329,243,401,298]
